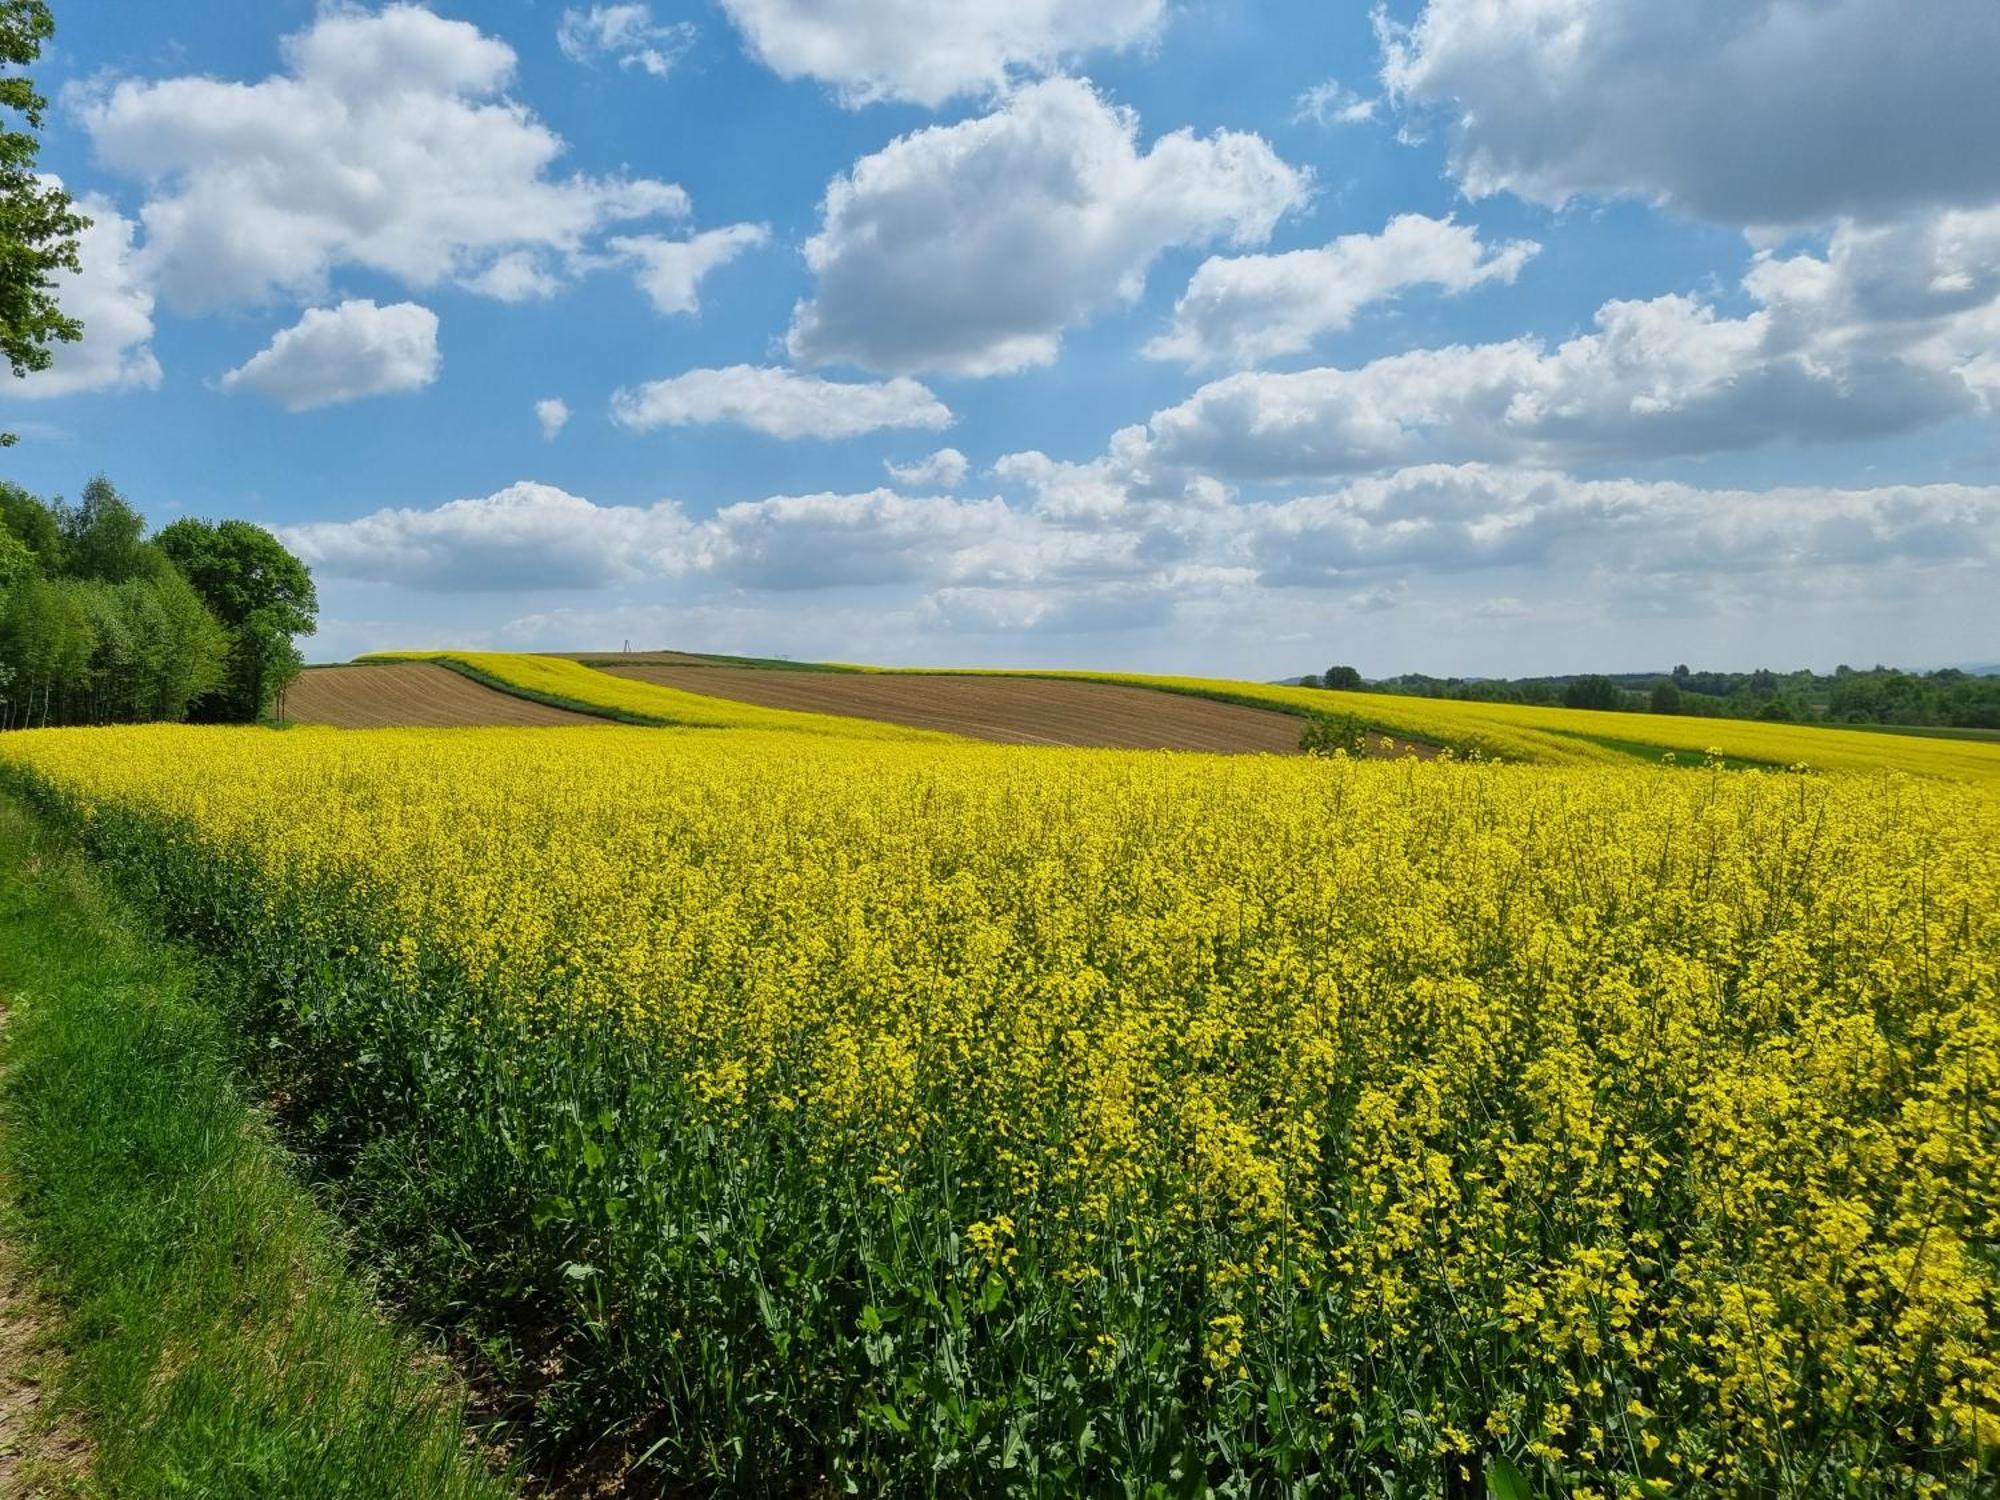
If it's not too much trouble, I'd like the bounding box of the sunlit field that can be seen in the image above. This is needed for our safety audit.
[2,720,1993,1496]
[854,666,2000,785]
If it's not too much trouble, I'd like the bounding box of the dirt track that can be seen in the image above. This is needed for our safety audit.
[285,664,602,728]
[598,665,1309,752]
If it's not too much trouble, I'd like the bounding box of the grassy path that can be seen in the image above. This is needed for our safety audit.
[0,792,509,1499]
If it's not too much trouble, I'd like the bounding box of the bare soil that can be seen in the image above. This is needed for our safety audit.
[284,664,602,729]
[598,665,1312,753]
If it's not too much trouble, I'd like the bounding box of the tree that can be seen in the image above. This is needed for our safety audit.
[155,518,318,721]
[154,518,317,634]
[1649,680,1682,715]
[230,609,305,723]
[147,569,228,720]
[1562,675,1623,712]
[0,478,58,562]
[1322,664,1364,692]
[56,474,150,581]
[0,520,28,593]
[0,0,86,446]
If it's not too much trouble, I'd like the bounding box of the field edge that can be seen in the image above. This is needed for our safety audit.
[0,787,511,1500]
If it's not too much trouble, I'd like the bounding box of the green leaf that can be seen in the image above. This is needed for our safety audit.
[1486,1455,1533,1500]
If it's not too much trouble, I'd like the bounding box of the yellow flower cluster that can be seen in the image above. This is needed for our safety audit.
[2,722,1993,1491]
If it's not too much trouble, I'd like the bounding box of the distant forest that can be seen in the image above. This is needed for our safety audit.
[0,477,318,729]
[1304,663,2000,732]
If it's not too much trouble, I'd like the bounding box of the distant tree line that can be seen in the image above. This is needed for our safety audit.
[1302,662,2000,731]
[0,476,317,729]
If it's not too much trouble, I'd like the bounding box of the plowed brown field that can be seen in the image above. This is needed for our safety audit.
[285,664,602,728]
[597,664,1310,752]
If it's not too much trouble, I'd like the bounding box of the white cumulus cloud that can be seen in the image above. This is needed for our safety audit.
[285,481,697,592]
[536,397,571,439]
[1147,213,1539,369]
[73,2,690,313]
[1121,212,2000,479]
[609,365,953,439]
[608,223,770,314]
[1380,0,2000,226]
[786,78,1310,376]
[288,468,1999,675]
[7,188,159,399]
[221,299,441,411]
[716,0,1165,107]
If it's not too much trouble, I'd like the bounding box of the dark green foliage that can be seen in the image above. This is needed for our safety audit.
[55,473,150,581]
[0,477,58,559]
[1355,661,2000,732]
[1299,709,1369,756]
[1322,664,1364,691]
[0,0,86,446]
[154,516,318,634]
[0,792,510,1498]
[155,517,319,721]
[0,517,27,590]
[1561,674,1624,711]
[0,481,235,726]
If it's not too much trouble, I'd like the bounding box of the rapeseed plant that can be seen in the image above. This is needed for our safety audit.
[1,724,1992,1495]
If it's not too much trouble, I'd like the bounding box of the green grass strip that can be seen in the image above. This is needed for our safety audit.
[0,791,511,1500]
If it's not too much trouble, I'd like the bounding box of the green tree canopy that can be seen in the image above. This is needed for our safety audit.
[0,518,30,592]
[0,0,87,446]
[56,474,151,582]
[154,517,318,636]
[155,517,317,721]
[0,477,58,561]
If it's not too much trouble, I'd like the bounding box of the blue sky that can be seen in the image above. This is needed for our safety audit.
[5,0,1997,673]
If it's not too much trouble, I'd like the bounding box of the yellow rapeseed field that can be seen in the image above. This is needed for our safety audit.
[0,722,1993,1495]
[847,664,2000,785]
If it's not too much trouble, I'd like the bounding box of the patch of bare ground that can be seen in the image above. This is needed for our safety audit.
[285,664,602,729]
[595,664,1384,755]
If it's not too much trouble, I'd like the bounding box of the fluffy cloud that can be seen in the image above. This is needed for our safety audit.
[7,189,159,399]
[286,481,1026,593]
[885,448,970,490]
[289,467,1998,672]
[786,78,1309,375]
[716,0,1165,107]
[74,3,689,313]
[609,365,952,438]
[557,5,696,77]
[286,482,697,592]
[1380,0,2000,226]
[707,489,1022,590]
[608,224,770,314]
[221,299,441,411]
[1251,466,1996,585]
[1122,213,2000,479]
[1146,214,1538,369]
[536,397,570,439]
